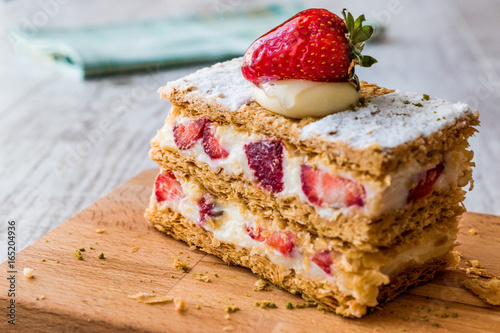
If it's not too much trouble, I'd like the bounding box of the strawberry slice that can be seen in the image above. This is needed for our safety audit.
[241,8,376,87]
[246,226,266,242]
[246,226,295,256]
[155,171,184,202]
[310,251,333,275]
[300,165,365,208]
[244,140,284,193]
[197,193,223,226]
[407,163,444,203]
[172,118,207,149]
[265,232,295,256]
[202,120,229,160]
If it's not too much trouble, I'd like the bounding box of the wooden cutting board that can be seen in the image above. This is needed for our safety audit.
[1,169,499,333]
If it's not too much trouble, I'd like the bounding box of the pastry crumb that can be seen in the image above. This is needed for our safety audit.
[173,258,189,272]
[95,229,105,234]
[255,300,276,309]
[467,259,484,269]
[23,267,34,278]
[174,298,186,312]
[128,292,173,304]
[253,279,272,291]
[224,303,239,313]
[468,228,479,235]
[460,258,496,278]
[130,247,140,253]
[222,326,234,331]
[195,273,210,283]
[295,301,318,308]
[40,295,46,300]
[224,313,230,320]
[461,266,493,278]
[464,277,500,305]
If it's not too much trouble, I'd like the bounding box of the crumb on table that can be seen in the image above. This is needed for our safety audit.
[255,300,276,309]
[128,292,173,304]
[173,258,189,272]
[468,228,479,235]
[253,279,272,291]
[464,277,500,305]
[174,298,186,312]
[224,304,239,313]
[23,267,34,278]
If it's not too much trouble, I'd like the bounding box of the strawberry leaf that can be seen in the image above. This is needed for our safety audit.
[360,55,377,67]
[353,14,365,32]
[343,9,354,34]
[342,8,377,89]
[353,25,374,45]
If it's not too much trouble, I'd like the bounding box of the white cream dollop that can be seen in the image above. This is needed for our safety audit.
[253,80,360,119]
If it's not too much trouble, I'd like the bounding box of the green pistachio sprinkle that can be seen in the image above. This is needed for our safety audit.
[74,249,83,260]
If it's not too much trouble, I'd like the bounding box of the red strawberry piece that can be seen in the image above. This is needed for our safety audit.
[407,163,444,203]
[265,232,295,256]
[300,165,365,208]
[198,195,214,226]
[197,193,223,226]
[242,8,351,85]
[202,120,229,160]
[155,171,184,202]
[244,140,284,193]
[246,225,266,242]
[246,226,295,256]
[310,251,333,275]
[172,118,207,149]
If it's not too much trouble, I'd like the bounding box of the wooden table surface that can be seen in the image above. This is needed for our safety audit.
[1,0,500,263]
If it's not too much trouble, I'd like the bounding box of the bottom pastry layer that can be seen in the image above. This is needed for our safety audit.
[145,201,453,318]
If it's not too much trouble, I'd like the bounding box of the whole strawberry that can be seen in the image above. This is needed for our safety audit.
[241,8,376,88]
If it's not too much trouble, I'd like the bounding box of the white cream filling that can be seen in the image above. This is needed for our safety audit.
[157,174,329,281]
[155,174,455,306]
[381,234,455,276]
[160,115,464,218]
[253,80,360,119]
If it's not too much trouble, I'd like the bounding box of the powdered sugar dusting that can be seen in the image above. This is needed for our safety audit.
[301,91,474,149]
[164,58,474,149]
[164,58,252,111]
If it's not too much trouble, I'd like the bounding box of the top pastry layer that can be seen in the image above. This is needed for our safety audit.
[159,58,479,177]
